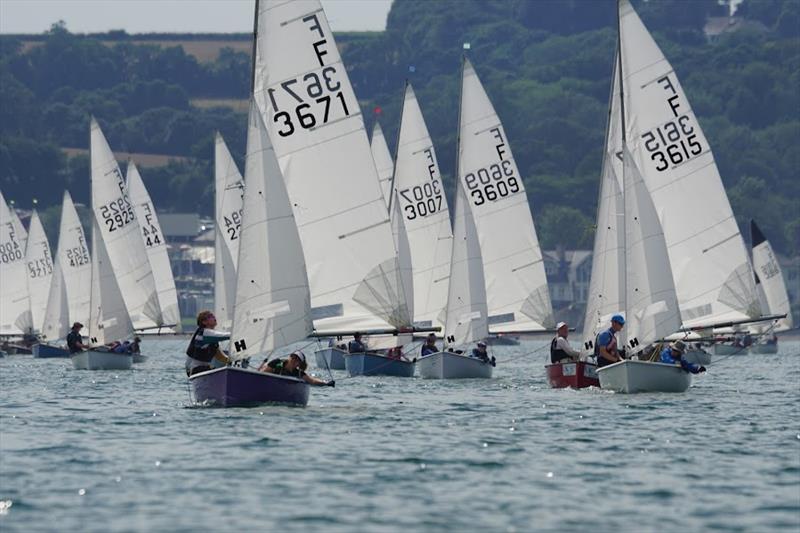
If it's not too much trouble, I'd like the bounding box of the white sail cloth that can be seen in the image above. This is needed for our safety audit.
[458,59,553,333]
[253,0,409,334]
[229,103,312,361]
[23,210,54,334]
[127,162,181,331]
[88,218,134,346]
[370,122,394,208]
[214,132,244,330]
[750,222,793,332]
[393,83,453,331]
[42,258,69,341]
[90,118,161,327]
[619,0,759,327]
[0,190,29,335]
[57,191,92,329]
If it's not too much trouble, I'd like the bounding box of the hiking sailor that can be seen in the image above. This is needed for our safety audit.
[471,341,496,366]
[551,321,581,363]
[185,310,231,376]
[258,350,334,386]
[660,340,706,374]
[595,315,625,367]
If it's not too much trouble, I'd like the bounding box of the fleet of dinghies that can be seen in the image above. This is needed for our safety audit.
[0,0,793,399]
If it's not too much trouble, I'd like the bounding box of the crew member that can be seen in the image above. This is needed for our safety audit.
[348,332,368,353]
[471,341,496,366]
[67,322,87,353]
[595,315,625,367]
[660,340,706,374]
[550,321,581,363]
[185,310,231,376]
[259,351,334,386]
[421,334,439,357]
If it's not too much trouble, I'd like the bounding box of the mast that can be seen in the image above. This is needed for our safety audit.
[249,0,259,95]
[616,0,628,326]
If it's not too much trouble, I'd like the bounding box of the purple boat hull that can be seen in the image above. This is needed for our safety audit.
[189,367,310,407]
[33,343,70,358]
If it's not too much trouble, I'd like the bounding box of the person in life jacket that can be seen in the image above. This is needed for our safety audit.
[67,322,87,353]
[185,310,231,376]
[550,321,581,364]
[595,315,625,367]
[420,333,439,357]
[348,332,368,353]
[258,351,334,386]
[470,341,496,366]
[659,340,706,374]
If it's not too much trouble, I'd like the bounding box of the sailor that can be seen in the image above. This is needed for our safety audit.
[259,351,334,386]
[348,332,368,353]
[421,333,439,357]
[471,341,496,366]
[185,310,231,376]
[595,315,625,367]
[67,322,87,353]
[660,340,706,374]
[550,321,581,363]
[130,336,141,354]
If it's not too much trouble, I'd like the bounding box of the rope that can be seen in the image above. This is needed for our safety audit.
[708,320,779,366]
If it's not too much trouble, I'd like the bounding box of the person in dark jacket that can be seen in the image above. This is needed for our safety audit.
[471,341,496,366]
[66,322,87,353]
[348,332,368,353]
[550,321,581,363]
[660,340,706,374]
[185,310,231,376]
[258,351,333,386]
[421,334,439,357]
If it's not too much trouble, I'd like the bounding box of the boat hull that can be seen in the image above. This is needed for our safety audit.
[597,360,691,393]
[344,353,415,377]
[189,366,309,407]
[32,343,70,358]
[545,361,599,389]
[418,351,493,379]
[71,350,133,370]
[713,344,748,356]
[683,348,712,366]
[750,343,778,354]
[314,347,346,370]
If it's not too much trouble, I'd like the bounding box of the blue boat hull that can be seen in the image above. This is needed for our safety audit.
[344,353,415,377]
[32,343,70,358]
[189,366,310,407]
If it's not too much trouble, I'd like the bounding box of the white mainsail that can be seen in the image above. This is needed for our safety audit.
[88,218,134,346]
[90,118,161,327]
[750,221,793,332]
[24,210,54,334]
[458,59,554,333]
[253,0,410,334]
[58,191,92,328]
[370,122,394,208]
[444,179,489,348]
[0,190,29,335]
[621,146,682,351]
[229,103,312,361]
[582,56,625,344]
[214,132,244,329]
[619,0,760,327]
[127,162,181,331]
[393,83,453,330]
[42,259,69,341]
[9,206,27,256]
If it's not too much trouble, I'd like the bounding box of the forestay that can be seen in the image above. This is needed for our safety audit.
[750,221,793,332]
[622,146,681,351]
[370,122,394,208]
[0,190,29,335]
[458,59,553,333]
[127,162,181,331]
[42,259,69,341]
[229,103,312,361]
[444,179,488,348]
[253,0,409,333]
[58,191,92,329]
[619,0,759,327]
[24,210,54,334]
[214,132,244,329]
[393,83,453,331]
[582,56,625,345]
[90,118,161,327]
[88,218,134,346]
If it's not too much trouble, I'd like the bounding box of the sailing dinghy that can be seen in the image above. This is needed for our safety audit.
[749,220,792,354]
[190,103,313,407]
[0,190,31,352]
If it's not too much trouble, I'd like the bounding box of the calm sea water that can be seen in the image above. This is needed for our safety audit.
[1,339,798,532]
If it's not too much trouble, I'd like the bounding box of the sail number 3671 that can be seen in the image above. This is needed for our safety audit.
[267,67,350,138]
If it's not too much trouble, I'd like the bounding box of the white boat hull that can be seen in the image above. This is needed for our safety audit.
[314,347,346,370]
[597,360,691,393]
[417,351,493,379]
[683,348,711,366]
[713,344,748,356]
[71,350,133,370]
[750,343,778,354]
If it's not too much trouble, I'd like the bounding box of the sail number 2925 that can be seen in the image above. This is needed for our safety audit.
[99,197,135,233]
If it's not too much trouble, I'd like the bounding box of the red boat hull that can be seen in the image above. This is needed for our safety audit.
[546,361,600,389]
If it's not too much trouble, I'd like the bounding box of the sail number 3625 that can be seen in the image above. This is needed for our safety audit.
[464,160,520,206]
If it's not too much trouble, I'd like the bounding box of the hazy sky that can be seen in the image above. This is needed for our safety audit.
[0,0,394,34]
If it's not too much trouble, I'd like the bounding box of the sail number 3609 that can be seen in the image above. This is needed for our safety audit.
[464,160,520,206]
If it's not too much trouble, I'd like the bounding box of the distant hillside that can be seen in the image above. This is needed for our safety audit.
[0,0,798,255]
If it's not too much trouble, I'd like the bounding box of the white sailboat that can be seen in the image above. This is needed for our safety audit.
[253,0,411,335]
[419,60,493,380]
[127,161,181,333]
[23,210,54,335]
[38,255,70,356]
[749,220,793,353]
[213,132,244,330]
[457,59,554,336]
[190,103,313,407]
[0,190,29,339]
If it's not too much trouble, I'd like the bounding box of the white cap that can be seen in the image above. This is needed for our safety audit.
[291,351,306,363]
[557,322,568,330]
